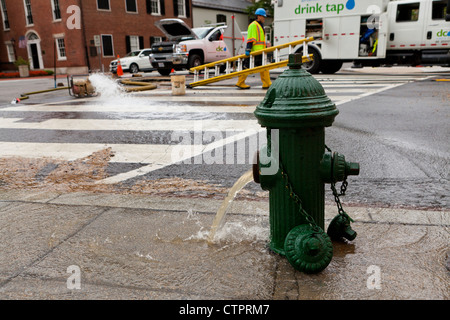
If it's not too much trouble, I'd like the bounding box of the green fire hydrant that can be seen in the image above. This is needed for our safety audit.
[253,53,360,273]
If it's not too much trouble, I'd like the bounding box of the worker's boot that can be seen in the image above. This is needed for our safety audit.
[260,70,272,89]
[235,75,250,89]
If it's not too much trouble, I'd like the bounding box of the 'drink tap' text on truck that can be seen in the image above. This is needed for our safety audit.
[273,0,450,73]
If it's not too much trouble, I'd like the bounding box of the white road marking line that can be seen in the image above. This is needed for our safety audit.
[98,129,263,184]
[0,118,261,132]
[0,142,172,164]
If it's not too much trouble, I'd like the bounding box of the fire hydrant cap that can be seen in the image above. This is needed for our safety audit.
[284,224,333,273]
[254,54,339,128]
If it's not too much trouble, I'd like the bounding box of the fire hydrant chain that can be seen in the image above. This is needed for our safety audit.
[326,144,354,223]
[279,159,322,233]
[331,180,353,222]
[325,146,358,242]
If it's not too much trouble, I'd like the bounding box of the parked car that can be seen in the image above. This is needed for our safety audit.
[109,49,154,74]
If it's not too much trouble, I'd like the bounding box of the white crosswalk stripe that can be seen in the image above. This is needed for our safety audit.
[0,73,429,184]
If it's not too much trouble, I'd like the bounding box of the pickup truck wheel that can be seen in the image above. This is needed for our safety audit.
[297,47,321,74]
[188,54,203,70]
[158,69,172,76]
[129,63,139,74]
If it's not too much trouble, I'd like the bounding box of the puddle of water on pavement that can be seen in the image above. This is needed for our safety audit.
[125,208,272,298]
[185,210,270,246]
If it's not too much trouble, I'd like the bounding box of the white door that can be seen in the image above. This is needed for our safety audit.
[139,49,153,69]
[388,1,426,48]
[375,12,388,58]
[205,29,229,62]
[322,17,340,59]
[338,16,360,59]
[423,0,450,48]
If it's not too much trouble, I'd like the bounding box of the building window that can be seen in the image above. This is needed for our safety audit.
[147,0,162,15]
[6,43,15,62]
[177,0,185,17]
[24,0,33,25]
[217,14,226,24]
[126,35,142,53]
[1,0,9,29]
[173,0,189,18]
[97,0,110,11]
[51,0,61,20]
[125,0,137,13]
[396,3,420,22]
[101,35,114,57]
[150,36,163,45]
[56,38,67,60]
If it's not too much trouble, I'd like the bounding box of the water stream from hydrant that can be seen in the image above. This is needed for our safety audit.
[88,73,147,107]
[207,170,254,243]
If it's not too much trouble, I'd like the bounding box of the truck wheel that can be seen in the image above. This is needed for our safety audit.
[129,63,139,74]
[158,69,172,76]
[188,54,203,70]
[297,47,321,74]
[320,60,343,74]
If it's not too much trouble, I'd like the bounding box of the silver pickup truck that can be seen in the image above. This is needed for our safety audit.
[149,19,232,76]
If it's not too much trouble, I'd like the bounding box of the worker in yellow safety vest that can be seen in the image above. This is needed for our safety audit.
[235,8,272,90]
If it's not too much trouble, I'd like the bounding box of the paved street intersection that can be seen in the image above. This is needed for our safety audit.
[0,72,433,188]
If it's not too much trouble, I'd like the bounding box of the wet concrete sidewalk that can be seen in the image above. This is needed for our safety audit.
[0,189,448,300]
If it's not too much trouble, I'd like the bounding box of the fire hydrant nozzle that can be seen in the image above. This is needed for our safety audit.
[320,151,360,183]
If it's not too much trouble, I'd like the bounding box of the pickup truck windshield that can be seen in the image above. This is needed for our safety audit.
[192,27,214,39]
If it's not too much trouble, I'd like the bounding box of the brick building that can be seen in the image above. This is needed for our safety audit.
[0,0,193,74]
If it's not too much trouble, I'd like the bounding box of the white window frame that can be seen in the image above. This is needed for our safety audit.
[5,42,15,62]
[97,0,111,11]
[150,0,161,15]
[55,37,67,61]
[101,34,114,57]
[23,0,33,26]
[1,0,10,30]
[125,0,138,13]
[51,0,62,21]
[129,35,140,51]
[177,0,186,18]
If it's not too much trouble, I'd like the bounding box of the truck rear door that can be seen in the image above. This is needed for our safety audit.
[375,12,389,58]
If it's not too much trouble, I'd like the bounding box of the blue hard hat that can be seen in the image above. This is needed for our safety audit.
[255,8,267,17]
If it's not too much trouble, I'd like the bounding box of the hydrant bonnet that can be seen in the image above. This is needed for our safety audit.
[255,54,339,129]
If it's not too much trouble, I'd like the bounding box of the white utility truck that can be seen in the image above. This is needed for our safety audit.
[273,0,450,73]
